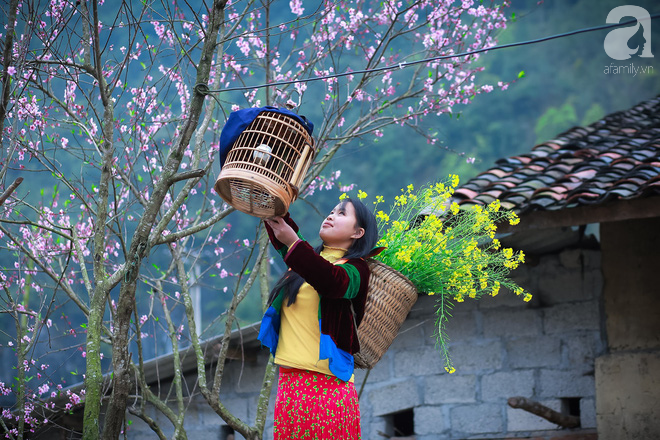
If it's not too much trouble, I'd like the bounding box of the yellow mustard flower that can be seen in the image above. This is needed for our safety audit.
[362,177,530,375]
[376,210,390,223]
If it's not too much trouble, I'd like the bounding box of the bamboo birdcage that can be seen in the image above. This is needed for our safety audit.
[214,111,315,218]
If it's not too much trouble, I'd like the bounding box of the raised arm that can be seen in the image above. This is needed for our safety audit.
[263,213,303,259]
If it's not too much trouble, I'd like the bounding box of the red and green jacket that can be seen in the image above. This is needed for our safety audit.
[257,213,370,381]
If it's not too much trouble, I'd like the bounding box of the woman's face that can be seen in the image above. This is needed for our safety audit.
[319,201,365,249]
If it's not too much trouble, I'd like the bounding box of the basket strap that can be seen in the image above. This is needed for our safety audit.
[335,258,362,349]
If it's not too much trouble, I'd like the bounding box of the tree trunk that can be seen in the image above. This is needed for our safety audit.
[99,1,227,438]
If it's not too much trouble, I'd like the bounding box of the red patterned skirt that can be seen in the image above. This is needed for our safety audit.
[274,367,361,439]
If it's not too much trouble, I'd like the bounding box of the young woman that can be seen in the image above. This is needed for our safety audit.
[258,198,379,439]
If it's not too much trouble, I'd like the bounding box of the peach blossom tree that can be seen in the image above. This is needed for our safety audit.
[0,0,510,438]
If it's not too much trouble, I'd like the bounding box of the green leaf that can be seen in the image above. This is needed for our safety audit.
[518,70,526,79]
[140,62,146,69]
[137,174,143,182]
[80,323,87,328]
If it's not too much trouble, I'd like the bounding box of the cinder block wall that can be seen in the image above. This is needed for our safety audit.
[357,247,604,440]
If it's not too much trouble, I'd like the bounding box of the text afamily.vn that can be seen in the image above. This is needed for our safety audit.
[604,63,654,76]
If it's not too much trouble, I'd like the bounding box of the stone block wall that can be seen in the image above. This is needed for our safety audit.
[356,247,604,439]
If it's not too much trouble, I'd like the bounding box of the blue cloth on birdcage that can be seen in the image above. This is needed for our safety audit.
[219,106,314,168]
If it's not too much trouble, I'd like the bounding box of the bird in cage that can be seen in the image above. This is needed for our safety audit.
[253,143,272,166]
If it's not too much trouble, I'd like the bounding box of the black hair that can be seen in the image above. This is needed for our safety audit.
[267,198,379,306]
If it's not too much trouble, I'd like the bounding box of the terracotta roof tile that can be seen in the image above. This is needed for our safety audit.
[455,95,660,214]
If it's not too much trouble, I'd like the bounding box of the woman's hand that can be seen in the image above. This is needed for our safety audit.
[264,216,300,248]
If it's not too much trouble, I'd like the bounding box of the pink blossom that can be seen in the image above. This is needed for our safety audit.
[289,0,304,16]
[7,66,16,76]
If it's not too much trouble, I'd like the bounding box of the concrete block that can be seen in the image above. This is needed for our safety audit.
[482,308,542,338]
[198,405,225,427]
[187,429,223,440]
[506,398,562,431]
[446,340,503,373]
[580,397,597,429]
[450,403,504,434]
[481,370,535,402]
[537,261,586,304]
[559,248,583,269]
[223,360,268,394]
[539,369,595,398]
[414,405,446,434]
[544,302,600,334]
[443,310,480,342]
[354,353,391,384]
[407,295,438,319]
[422,310,479,347]
[369,379,421,416]
[393,346,445,377]
[507,336,562,369]
[424,374,476,404]
[390,318,427,350]
[509,262,532,284]
[564,333,604,372]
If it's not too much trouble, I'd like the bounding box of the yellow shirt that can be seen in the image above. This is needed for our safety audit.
[274,246,354,381]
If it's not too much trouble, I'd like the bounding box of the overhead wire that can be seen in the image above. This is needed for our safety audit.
[195,12,660,96]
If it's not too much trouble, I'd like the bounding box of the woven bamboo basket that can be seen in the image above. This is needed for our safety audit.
[354,259,419,369]
[214,111,315,218]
